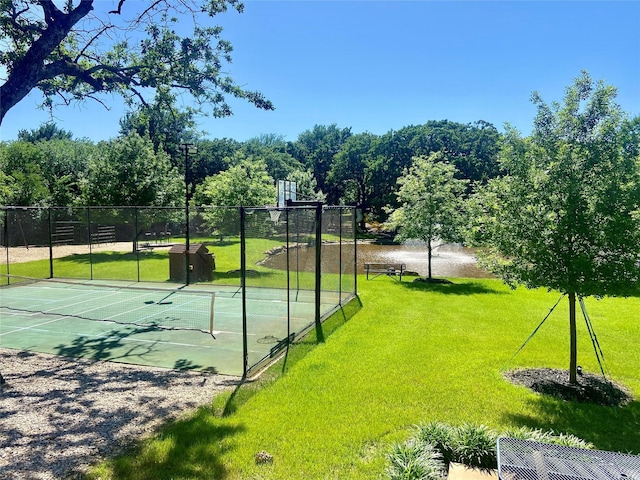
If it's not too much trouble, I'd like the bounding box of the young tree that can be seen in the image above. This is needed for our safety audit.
[0,1,274,125]
[387,152,468,280]
[193,158,275,238]
[473,72,640,383]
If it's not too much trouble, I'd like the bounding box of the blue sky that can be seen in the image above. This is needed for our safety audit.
[1,1,639,142]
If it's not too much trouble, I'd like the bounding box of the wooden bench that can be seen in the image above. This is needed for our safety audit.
[90,225,116,245]
[364,263,406,281]
[52,224,75,245]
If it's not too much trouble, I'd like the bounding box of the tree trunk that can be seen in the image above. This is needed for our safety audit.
[569,292,577,384]
[427,241,432,279]
[0,1,94,125]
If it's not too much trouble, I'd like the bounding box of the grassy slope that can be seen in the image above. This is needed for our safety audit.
[89,277,640,480]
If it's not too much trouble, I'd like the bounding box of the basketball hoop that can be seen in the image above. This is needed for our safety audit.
[268,208,282,224]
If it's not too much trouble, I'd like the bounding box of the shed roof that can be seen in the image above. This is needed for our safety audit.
[168,243,209,255]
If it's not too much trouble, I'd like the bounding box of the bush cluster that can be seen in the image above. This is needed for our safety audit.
[386,422,591,480]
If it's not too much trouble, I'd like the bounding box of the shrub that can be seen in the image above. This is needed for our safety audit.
[452,424,498,471]
[386,440,446,480]
[385,423,590,479]
[501,426,593,449]
[414,422,456,468]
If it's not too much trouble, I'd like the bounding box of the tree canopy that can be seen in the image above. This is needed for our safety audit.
[0,141,48,205]
[387,152,468,279]
[473,71,640,382]
[17,122,74,142]
[291,124,352,203]
[327,132,380,225]
[0,0,274,125]
[118,90,199,163]
[1,116,504,215]
[80,132,182,207]
[193,157,275,237]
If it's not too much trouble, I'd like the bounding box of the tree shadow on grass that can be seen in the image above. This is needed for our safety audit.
[102,408,245,480]
[202,239,239,247]
[502,394,640,454]
[401,279,505,295]
[56,251,168,265]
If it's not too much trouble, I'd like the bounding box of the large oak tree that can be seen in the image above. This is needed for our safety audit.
[0,0,273,125]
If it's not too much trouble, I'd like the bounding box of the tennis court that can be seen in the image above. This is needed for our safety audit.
[1,204,358,376]
[0,278,335,376]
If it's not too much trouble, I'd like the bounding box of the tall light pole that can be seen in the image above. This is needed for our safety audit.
[181,142,197,285]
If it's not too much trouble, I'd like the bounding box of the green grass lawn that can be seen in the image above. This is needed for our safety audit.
[3,237,320,288]
[87,277,640,480]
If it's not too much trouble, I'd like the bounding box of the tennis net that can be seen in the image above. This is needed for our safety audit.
[0,275,216,335]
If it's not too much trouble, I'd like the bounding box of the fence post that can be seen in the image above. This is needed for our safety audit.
[338,208,343,304]
[48,208,53,279]
[3,209,8,282]
[353,207,357,297]
[135,207,140,282]
[87,207,93,280]
[315,203,322,338]
[240,207,248,378]
[185,206,190,286]
[286,208,291,342]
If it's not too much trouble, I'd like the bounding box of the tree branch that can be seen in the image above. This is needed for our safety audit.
[1,0,273,125]
[0,0,95,123]
[109,0,126,15]
[75,24,113,63]
[6,4,44,34]
[37,0,64,25]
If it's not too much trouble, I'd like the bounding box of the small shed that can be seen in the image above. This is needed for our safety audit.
[169,243,215,282]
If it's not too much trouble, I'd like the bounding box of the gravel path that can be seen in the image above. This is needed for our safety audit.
[1,242,168,265]
[0,348,239,479]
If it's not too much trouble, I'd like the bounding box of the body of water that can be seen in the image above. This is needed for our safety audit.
[259,242,493,279]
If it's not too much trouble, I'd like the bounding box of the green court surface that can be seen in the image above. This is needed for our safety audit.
[0,279,338,376]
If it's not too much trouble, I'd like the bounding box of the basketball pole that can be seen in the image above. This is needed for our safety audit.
[181,143,196,286]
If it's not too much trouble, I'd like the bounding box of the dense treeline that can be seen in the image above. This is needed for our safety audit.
[0,117,502,223]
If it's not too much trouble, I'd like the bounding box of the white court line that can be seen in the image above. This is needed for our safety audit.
[21,288,126,315]
[0,315,80,337]
[2,287,309,339]
[0,306,245,339]
[92,333,215,348]
[18,289,208,329]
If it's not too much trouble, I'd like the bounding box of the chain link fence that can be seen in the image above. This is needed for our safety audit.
[1,205,357,375]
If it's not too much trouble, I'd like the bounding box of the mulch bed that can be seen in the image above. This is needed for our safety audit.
[504,368,633,407]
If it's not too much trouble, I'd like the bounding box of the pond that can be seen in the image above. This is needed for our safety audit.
[259,241,494,279]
